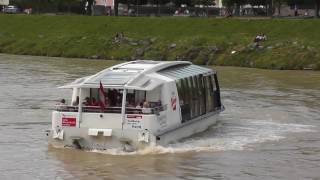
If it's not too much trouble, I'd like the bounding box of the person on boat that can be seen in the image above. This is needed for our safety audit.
[105,96,110,107]
[57,99,66,106]
[179,99,184,106]
[56,99,66,111]
[83,97,91,106]
[156,100,162,107]
[142,100,151,114]
[143,100,150,108]
[136,102,143,109]
[116,95,122,107]
[126,100,135,107]
[90,97,99,106]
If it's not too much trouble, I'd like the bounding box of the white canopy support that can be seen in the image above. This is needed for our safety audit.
[121,88,127,137]
[77,88,83,127]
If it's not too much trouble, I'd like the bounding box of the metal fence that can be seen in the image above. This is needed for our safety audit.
[1,3,275,17]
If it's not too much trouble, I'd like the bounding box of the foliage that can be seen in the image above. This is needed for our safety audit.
[191,0,215,6]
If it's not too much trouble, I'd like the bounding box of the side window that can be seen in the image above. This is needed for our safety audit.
[187,77,194,119]
[177,73,221,123]
[198,75,206,115]
[204,76,214,113]
[209,75,215,111]
[211,74,216,91]
[192,76,200,118]
[183,78,190,108]
[176,80,183,105]
[212,73,221,108]
[178,78,191,122]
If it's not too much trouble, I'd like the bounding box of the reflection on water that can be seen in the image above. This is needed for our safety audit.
[0,54,320,179]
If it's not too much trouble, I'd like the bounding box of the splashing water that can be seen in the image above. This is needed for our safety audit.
[90,119,315,156]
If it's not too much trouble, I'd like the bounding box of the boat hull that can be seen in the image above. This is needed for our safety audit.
[156,110,221,145]
[47,110,222,151]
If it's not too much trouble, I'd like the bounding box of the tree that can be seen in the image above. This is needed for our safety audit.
[246,0,274,16]
[315,0,320,17]
[286,0,320,18]
[274,0,287,16]
[84,0,94,15]
[191,0,215,16]
[222,0,247,16]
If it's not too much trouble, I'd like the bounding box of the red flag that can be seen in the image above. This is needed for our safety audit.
[99,81,106,109]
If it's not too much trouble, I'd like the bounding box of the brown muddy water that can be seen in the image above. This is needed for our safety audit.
[0,54,320,180]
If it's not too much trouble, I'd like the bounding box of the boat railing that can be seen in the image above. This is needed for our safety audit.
[125,104,167,115]
[54,104,167,115]
[54,105,78,112]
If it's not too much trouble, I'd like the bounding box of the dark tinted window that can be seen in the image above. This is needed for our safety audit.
[176,73,221,123]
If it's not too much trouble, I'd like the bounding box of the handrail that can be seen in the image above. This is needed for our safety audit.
[54,104,167,115]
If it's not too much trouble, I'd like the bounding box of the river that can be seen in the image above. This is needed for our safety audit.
[0,54,320,180]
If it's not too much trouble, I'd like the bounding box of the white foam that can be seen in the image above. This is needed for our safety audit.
[89,120,316,156]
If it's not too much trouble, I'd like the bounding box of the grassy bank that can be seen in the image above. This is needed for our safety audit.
[0,15,320,70]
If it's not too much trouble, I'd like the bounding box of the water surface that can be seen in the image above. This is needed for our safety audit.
[0,54,319,179]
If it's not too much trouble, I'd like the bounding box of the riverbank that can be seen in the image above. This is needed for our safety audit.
[0,15,319,70]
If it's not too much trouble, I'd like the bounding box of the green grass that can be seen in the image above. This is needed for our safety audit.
[0,14,320,70]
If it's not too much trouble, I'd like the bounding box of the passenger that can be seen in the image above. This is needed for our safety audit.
[136,102,143,109]
[142,101,151,114]
[57,99,66,106]
[179,99,184,106]
[83,97,91,106]
[56,99,66,111]
[105,96,110,107]
[127,100,135,107]
[72,96,79,106]
[143,101,150,108]
[91,97,99,106]
[108,89,118,106]
[116,95,122,107]
[156,100,162,107]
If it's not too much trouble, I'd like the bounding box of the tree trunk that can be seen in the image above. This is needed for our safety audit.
[235,3,240,16]
[127,0,130,16]
[266,4,268,16]
[87,0,94,15]
[316,0,320,18]
[114,0,118,16]
[157,0,160,16]
[136,0,139,16]
[91,1,94,16]
[37,0,40,14]
[68,3,71,14]
[277,1,281,16]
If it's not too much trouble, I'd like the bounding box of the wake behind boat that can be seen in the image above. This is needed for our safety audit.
[47,60,224,151]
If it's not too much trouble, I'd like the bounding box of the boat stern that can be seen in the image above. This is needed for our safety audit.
[47,110,158,151]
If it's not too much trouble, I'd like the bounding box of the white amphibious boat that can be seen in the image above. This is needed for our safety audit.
[48,60,224,151]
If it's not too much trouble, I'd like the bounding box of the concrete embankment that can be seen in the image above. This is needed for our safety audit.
[0,15,319,70]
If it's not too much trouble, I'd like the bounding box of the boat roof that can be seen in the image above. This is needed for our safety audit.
[60,60,215,90]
